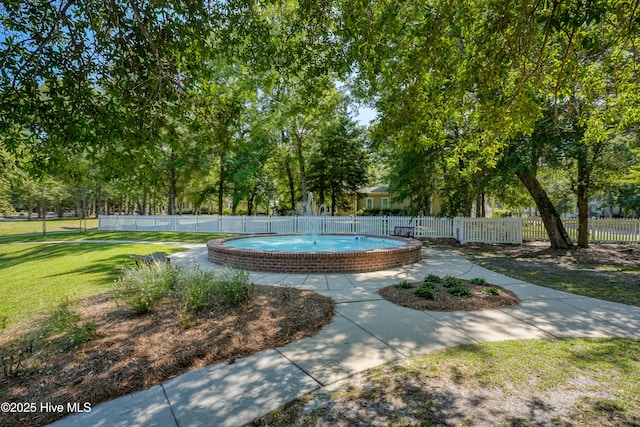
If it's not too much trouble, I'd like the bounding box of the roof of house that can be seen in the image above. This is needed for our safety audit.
[358,186,390,194]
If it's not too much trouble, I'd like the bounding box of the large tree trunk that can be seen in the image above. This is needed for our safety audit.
[285,161,296,213]
[576,155,590,248]
[293,130,307,204]
[247,184,258,216]
[168,167,178,216]
[218,158,225,215]
[517,171,574,249]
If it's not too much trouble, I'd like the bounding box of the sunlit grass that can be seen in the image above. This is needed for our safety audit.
[0,218,98,236]
[448,248,640,307]
[0,230,236,244]
[0,242,186,325]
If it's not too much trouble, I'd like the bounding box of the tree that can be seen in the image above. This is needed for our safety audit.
[308,113,370,215]
[338,0,640,248]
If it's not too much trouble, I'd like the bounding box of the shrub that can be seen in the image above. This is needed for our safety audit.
[469,277,489,286]
[115,261,177,314]
[424,274,443,284]
[415,281,440,300]
[481,286,501,296]
[116,262,255,319]
[39,300,97,349]
[211,269,254,309]
[395,280,415,289]
[442,275,463,288]
[1,300,96,377]
[175,265,219,313]
[175,267,254,316]
[448,284,472,298]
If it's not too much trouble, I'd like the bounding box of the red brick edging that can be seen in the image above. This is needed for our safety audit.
[207,234,422,273]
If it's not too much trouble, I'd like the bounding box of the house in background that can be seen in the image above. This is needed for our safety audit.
[350,186,441,215]
[350,186,402,215]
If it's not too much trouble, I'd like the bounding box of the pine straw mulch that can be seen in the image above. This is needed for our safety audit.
[0,285,334,427]
[379,281,520,311]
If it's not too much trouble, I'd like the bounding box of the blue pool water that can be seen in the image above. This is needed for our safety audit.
[225,235,404,252]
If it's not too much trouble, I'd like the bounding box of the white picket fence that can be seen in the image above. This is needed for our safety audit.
[98,215,523,244]
[523,218,640,243]
[453,217,523,244]
[98,215,640,244]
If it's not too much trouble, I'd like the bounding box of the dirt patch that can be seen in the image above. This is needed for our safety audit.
[379,281,520,311]
[0,285,334,427]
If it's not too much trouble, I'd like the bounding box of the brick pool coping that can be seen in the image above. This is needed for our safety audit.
[207,234,423,273]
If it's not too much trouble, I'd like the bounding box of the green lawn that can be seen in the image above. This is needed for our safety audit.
[0,241,186,325]
[446,245,640,307]
[0,229,235,244]
[0,218,98,235]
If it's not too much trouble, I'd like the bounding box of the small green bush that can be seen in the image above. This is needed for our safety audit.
[448,284,472,298]
[442,275,463,288]
[469,277,489,286]
[424,274,443,284]
[212,269,254,309]
[39,300,97,348]
[481,286,500,296]
[415,281,440,300]
[1,300,96,377]
[0,314,8,330]
[175,265,219,313]
[116,262,254,319]
[115,261,177,314]
[395,280,415,289]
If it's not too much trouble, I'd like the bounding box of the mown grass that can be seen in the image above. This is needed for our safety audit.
[0,218,98,235]
[0,242,186,325]
[0,218,238,243]
[449,247,640,307]
[0,229,235,244]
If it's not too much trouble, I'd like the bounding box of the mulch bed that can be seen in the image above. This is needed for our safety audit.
[0,285,334,427]
[379,281,520,311]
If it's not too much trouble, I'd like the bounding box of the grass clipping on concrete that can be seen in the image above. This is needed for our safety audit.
[0,263,334,427]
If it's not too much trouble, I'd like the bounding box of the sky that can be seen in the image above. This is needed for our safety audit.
[353,105,377,126]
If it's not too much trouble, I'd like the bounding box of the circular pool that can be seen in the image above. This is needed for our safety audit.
[207,234,422,273]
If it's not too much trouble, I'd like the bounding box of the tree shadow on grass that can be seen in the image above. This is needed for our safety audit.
[255,338,640,426]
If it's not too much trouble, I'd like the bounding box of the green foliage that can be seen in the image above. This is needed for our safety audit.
[481,287,501,296]
[468,277,488,286]
[0,314,8,330]
[447,284,472,298]
[116,262,254,318]
[414,281,440,300]
[175,266,253,314]
[210,269,254,309]
[440,275,471,298]
[115,261,178,314]
[0,300,96,377]
[442,275,463,288]
[175,265,219,313]
[424,274,443,284]
[616,186,640,215]
[395,280,415,289]
[308,113,370,215]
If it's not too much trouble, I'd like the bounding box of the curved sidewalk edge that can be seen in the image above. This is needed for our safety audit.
[48,246,640,427]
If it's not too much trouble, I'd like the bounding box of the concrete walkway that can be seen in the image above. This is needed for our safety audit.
[50,246,640,427]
